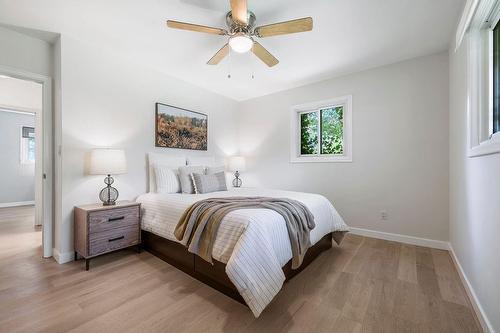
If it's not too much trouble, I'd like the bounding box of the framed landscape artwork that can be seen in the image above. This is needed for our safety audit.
[155,103,208,151]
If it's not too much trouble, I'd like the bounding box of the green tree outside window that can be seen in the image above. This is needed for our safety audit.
[300,112,318,155]
[300,106,344,155]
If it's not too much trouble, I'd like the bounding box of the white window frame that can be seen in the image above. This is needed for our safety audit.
[290,95,352,163]
[20,125,35,165]
[464,0,500,157]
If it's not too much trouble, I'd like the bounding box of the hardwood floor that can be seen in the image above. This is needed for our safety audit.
[0,206,481,333]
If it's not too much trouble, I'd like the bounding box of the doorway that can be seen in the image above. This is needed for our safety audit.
[0,68,52,258]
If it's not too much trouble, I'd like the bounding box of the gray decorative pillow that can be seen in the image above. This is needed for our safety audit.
[178,165,205,194]
[206,165,230,188]
[191,172,228,194]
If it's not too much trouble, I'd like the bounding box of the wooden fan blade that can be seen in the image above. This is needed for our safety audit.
[166,20,227,35]
[230,0,248,25]
[207,44,230,65]
[254,17,313,37]
[252,41,279,67]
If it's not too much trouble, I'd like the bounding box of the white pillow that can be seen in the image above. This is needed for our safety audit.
[206,165,224,174]
[148,154,186,192]
[154,165,181,193]
[207,165,232,188]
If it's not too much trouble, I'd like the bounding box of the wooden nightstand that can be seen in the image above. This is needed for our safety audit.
[74,201,141,270]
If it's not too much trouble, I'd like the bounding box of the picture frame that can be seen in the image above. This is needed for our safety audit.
[155,103,208,151]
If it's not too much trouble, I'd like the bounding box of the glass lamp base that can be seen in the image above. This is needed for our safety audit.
[99,175,119,205]
[232,177,242,188]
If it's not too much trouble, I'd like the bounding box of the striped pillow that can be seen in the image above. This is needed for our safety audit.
[191,172,227,194]
[179,165,206,194]
[154,165,180,193]
[206,165,230,188]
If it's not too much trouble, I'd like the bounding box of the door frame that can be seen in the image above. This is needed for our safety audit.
[0,65,53,258]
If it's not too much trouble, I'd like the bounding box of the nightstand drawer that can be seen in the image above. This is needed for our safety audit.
[88,206,139,234]
[89,225,139,256]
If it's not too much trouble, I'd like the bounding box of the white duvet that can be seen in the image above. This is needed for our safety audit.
[136,187,348,317]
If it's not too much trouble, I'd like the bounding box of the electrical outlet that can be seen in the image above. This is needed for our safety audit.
[380,210,388,220]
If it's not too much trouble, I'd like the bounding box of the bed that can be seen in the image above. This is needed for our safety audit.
[137,153,349,317]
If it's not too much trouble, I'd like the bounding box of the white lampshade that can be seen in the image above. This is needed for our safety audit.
[228,156,246,172]
[89,149,127,175]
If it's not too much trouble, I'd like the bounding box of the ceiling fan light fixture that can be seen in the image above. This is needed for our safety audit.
[166,1,314,67]
[229,33,253,53]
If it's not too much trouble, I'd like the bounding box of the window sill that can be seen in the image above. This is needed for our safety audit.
[290,155,352,163]
[468,132,500,157]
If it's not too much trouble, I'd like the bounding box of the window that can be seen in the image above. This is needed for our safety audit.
[462,0,500,157]
[20,126,35,164]
[300,106,344,155]
[291,96,352,162]
[494,20,500,134]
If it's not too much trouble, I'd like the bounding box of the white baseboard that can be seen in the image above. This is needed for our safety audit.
[0,200,35,208]
[448,245,495,333]
[349,227,449,250]
[52,248,74,264]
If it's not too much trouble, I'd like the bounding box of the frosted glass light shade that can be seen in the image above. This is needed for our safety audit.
[228,156,246,172]
[89,149,127,175]
[229,34,253,53]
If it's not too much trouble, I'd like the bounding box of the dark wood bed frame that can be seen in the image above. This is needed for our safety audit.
[141,230,333,305]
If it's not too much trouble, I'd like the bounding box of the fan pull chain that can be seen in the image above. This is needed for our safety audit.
[227,46,232,79]
[251,43,255,79]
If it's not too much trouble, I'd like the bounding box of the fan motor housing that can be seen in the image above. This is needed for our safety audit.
[226,11,256,34]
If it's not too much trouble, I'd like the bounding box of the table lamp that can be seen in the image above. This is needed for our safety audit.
[228,156,246,188]
[89,149,127,205]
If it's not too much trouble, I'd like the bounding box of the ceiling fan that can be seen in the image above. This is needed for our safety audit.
[166,0,313,67]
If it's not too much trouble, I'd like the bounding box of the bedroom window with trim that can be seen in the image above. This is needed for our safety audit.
[291,95,352,163]
[464,0,500,157]
[20,126,35,164]
[493,20,500,134]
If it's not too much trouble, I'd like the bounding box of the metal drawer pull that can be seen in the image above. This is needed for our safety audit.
[108,216,125,222]
[108,236,125,242]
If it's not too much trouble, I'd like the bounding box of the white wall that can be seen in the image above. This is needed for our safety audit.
[449,40,500,332]
[0,25,52,77]
[0,111,35,203]
[55,36,239,258]
[237,52,449,242]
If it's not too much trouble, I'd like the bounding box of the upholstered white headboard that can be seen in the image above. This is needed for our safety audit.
[186,156,225,167]
[147,153,186,193]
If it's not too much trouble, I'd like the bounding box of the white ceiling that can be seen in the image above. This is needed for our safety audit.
[0,0,464,101]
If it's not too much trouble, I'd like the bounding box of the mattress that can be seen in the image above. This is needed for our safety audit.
[136,187,348,317]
